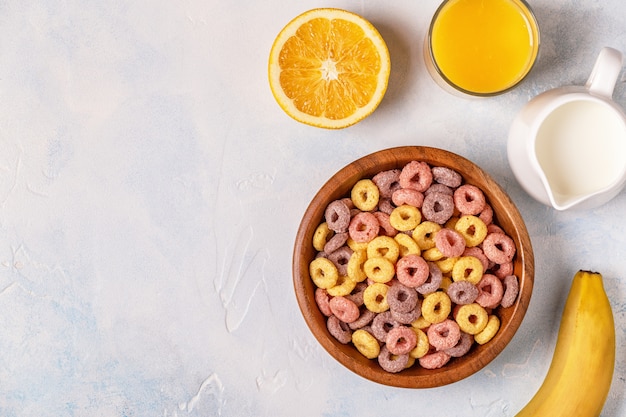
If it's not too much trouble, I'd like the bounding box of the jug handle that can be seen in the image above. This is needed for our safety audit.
[585,47,624,98]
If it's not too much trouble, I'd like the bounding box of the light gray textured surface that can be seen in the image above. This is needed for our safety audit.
[1,1,625,416]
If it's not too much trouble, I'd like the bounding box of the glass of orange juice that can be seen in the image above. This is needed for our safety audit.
[425,0,540,96]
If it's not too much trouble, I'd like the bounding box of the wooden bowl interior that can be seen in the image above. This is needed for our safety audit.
[293,146,534,388]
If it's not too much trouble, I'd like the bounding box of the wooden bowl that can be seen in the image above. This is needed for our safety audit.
[292,146,534,388]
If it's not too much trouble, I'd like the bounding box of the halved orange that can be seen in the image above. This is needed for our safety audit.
[268,8,391,129]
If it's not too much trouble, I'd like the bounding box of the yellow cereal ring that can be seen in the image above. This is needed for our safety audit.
[451,255,484,284]
[440,275,453,291]
[312,222,334,252]
[412,221,441,250]
[367,235,400,263]
[475,315,500,345]
[422,246,444,261]
[436,256,458,274]
[327,275,357,297]
[352,329,381,359]
[409,327,430,359]
[444,216,459,230]
[351,179,380,211]
[347,249,368,282]
[421,291,451,324]
[394,233,421,257]
[309,257,339,289]
[455,303,488,335]
[405,355,416,368]
[454,215,488,247]
[389,205,422,231]
[363,256,395,283]
[363,282,390,313]
[411,315,431,330]
[347,237,369,252]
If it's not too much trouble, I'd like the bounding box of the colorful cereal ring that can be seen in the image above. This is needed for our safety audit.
[451,255,484,284]
[419,350,451,369]
[482,232,516,264]
[455,303,488,335]
[387,281,419,313]
[416,262,443,295]
[421,291,451,324]
[501,274,520,308]
[378,345,409,373]
[325,199,351,232]
[435,228,466,258]
[367,235,400,263]
[352,328,381,359]
[348,212,380,243]
[363,282,390,313]
[399,160,433,192]
[427,319,461,351]
[327,315,352,344]
[394,233,421,257]
[313,222,334,252]
[409,328,430,359]
[371,311,400,342]
[475,273,504,309]
[351,179,380,212]
[412,221,441,250]
[475,315,500,345]
[421,192,455,225]
[309,257,339,289]
[389,204,422,231]
[454,215,488,247]
[364,256,395,284]
[396,254,429,288]
[386,326,418,355]
[453,184,486,215]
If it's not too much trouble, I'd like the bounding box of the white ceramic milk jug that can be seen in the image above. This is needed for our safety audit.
[508,47,626,210]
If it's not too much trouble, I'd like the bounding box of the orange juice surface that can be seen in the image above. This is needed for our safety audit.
[431,0,539,94]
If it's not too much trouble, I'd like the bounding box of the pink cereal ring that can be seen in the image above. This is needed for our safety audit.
[475,274,504,309]
[348,212,380,243]
[418,350,451,369]
[372,169,401,198]
[453,184,486,215]
[325,199,351,232]
[435,228,466,258]
[478,204,494,225]
[482,232,516,264]
[399,161,433,192]
[392,188,424,208]
[493,261,514,279]
[327,315,353,344]
[432,166,462,188]
[427,319,461,351]
[315,288,333,316]
[329,296,360,323]
[501,274,520,308]
[378,345,409,373]
[396,254,430,288]
[373,211,398,237]
[386,326,418,355]
[487,224,505,235]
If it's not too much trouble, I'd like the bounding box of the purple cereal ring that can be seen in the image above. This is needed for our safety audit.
[391,304,420,324]
[315,288,333,316]
[378,345,409,373]
[372,169,401,199]
[377,198,396,215]
[396,254,430,288]
[387,281,419,313]
[327,315,353,344]
[445,332,474,357]
[435,228,466,258]
[416,262,443,295]
[453,184,486,215]
[348,212,380,243]
[329,296,360,323]
[392,188,424,208]
[371,311,400,343]
[493,261,514,279]
[501,274,520,308]
[323,232,349,255]
[432,166,462,188]
[482,232,516,264]
[447,280,479,305]
[399,161,433,192]
[427,319,461,351]
[421,192,455,224]
[327,246,353,276]
[348,307,377,329]
[325,200,351,232]
[418,350,451,369]
[346,282,368,306]
[373,211,398,237]
[424,183,453,196]
[475,273,504,309]
[386,326,418,355]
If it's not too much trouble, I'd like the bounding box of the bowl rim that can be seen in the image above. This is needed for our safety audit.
[292,146,534,388]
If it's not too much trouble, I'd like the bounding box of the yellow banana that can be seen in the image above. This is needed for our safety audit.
[515,270,615,417]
